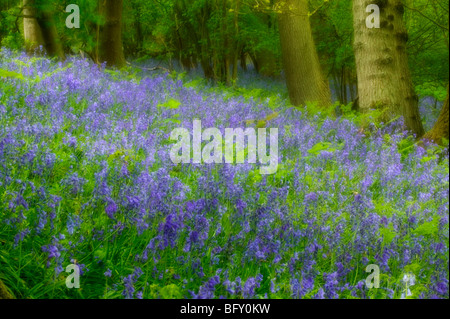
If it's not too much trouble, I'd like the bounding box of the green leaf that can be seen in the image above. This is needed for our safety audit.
[162,116,181,125]
[159,98,181,109]
[0,68,24,80]
[421,156,437,163]
[307,142,332,155]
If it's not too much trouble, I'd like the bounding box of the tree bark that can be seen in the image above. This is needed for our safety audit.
[277,0,331,107]
[98,0,126,68]
[423,85,449,145]
[23,0,44,55]
[353,0,424,136]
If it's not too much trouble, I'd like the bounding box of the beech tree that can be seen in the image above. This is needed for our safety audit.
[277,0,331,107]
[352,0,424,136]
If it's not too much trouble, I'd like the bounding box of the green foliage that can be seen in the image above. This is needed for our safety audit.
[0,0,447,100]
[307,142,333,156]
[397,135,417,161]
[416,83,448,102]
[0,6,24,50]
[158,98,181,109]
[380,226,397,247]
[405,0,449,86]
[413,218,439,237]
[0,68,24,79]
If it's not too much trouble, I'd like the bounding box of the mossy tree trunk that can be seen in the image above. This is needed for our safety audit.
[353,0,424,137]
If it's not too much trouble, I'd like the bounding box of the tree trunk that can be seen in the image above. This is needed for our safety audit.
[423,85,449,145]
[230,0,240,84]
[98,0,126,68]
[23,0,44,55]
[240,50,247,71]
[35,6,65,60]
[352,0,424,137]
[277,0,331,107]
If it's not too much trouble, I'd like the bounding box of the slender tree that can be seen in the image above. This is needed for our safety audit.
[98,0,126,68]
[231,0,240,83]
[352,0,424,136]
[277,0,331,107]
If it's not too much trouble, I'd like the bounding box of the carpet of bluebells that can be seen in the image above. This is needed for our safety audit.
[0,49,448,299]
